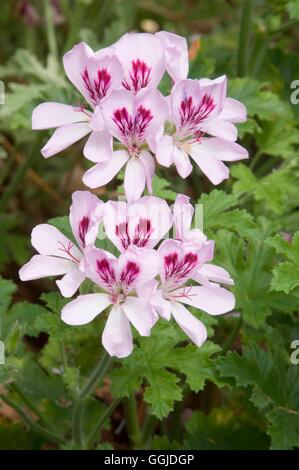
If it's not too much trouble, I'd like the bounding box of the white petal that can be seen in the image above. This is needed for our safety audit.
[83,130,112,163]
[83,150,129,189]
[124,158,146,203]
[171,301,207,346]
[56,267,85,298]
[102,305,133,358]
[31,224,81,260]
[32,102,89,130]
[61,293,110,325]
[174,285,235,315]
[41,123,90,158]
[122,297,155,336]
[19,255,73,281]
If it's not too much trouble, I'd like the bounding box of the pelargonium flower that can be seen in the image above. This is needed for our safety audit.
[61,245,160,358]
[156,77,248,184]
[103,195,173,252]
[146,238,235,346]
[172,193,234,286]
[32,42,123,161]
[19,191,103,297]
[83,88,169,202]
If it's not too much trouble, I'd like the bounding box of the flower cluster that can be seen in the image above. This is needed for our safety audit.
[20,31,244,358]
[32,31,248,202]
[20,192,234,358]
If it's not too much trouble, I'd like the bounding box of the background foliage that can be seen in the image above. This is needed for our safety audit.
[1,0,299,450]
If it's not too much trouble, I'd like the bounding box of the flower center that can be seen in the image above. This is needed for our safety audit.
[113,105,153,148]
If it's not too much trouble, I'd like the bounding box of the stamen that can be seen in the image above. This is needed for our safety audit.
[57,240,80,264]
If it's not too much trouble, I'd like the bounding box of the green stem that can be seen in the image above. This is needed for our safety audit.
[79,351,112,400]
[72,400,85,449]
[141,412,156,449]
[125,394,142,449]
[10,384,54,432]
[249,149,262,170]
[71,351,113,448]
[222,315,243,355]
[43,0,58,63]
[87,398,121,448]
[0,394,66,445]
[60,339,68,372]
[236,0,253,77]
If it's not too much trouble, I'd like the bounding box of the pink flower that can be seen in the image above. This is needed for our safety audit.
[103,196,173,252]
[83,88,169,202]
[172,193,234,285]
[147,239,235,346]
[61,245,160,358]
[156,77,248,184]
[19,191,103,297]
[32,42,123,161]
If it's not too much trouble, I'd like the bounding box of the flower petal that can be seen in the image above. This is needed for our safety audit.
[69,191,104,249]
[172,194,194,240]
[61,293,110,325]
[56,267,85,297]
[83,130,113,163]
[124,158,146,204]
[82,150,129,189]
[174,285,235,315]
[196,263,234,286]
[189,142,230,185]
[63,42,94,106]
[218,97,247,123]
[41,123,91,159]
[139,151,155,194]
[114,33,165,93]
[156,31,189,82]
[171,301,207,346]
[31,223,82,260]
[102,304,133,358]
[173,146,193,179]
[200,119,238,141]
[32,102,89,130]
[155,135,175,167]
[122,297,155,336]
[19,255,73,281]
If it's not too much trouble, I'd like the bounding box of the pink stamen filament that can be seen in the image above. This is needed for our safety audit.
[57,241,80,264]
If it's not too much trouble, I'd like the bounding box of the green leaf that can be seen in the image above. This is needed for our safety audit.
[218,344,299,449]
[268,232,299,293]
[111,322,220,419]
[151,175,176,201]
[198,189,255,237]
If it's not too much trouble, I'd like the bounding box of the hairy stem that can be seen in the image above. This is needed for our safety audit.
[71,351,113,448]
[125,393,142,449]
